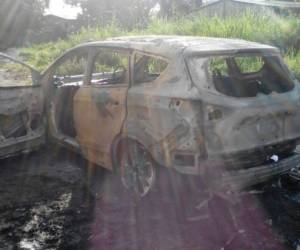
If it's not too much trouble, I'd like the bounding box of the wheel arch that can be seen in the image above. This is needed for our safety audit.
[111,129,157,174]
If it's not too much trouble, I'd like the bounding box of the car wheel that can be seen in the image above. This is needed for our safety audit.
[117,139,156,199]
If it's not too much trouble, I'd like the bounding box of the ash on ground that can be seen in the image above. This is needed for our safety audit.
[0,148,300,250]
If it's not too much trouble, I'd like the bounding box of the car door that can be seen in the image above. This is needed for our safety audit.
[73,47,130,169]
[46,47,89,150]
[0,53,44,159]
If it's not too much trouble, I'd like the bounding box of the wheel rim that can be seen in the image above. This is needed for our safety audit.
[120,141,155,198]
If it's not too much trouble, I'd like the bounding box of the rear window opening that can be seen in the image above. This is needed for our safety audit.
[193,54,295,98]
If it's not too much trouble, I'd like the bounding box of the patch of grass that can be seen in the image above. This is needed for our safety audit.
[20,12,299,76]
[284,50,300,79]
[20,23,125,72]
[1,62,33,85]
[146,12,300,52]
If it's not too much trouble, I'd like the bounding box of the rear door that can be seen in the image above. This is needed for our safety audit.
[73,47,130,169]
[0,53,44,159]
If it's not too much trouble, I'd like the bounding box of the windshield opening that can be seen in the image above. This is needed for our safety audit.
[190,54,295,98]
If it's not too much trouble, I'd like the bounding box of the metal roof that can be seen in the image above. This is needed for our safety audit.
[79,35,278,58]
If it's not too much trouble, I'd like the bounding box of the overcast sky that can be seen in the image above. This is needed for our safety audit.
[44,0,82,19]
[44,0,163,20]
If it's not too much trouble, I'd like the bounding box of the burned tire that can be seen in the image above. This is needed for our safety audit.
[116,139,156,199]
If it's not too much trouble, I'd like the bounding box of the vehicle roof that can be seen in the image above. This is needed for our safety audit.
[78,35,278,58]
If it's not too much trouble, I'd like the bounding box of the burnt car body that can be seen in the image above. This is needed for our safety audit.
[1,36,300,196]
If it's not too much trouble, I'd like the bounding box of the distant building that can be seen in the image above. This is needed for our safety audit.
[194,0,300,18]
[27,14,79,44]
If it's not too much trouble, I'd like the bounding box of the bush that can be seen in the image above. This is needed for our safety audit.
[20,12,299,76]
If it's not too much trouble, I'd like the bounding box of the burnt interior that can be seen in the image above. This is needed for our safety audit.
[211,55,295,98]
[50,49,88,139]
[0,113,27,139]
[0,110,42,140]
[52,84,79,138]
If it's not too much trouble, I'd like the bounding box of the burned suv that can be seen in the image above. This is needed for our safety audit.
[1,36,300,197]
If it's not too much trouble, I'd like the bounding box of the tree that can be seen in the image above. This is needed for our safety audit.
[67,0,156,28]
[0,0,48,48]
[66,0,204,27]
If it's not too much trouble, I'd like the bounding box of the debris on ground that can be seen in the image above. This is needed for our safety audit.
[0,148,300,249]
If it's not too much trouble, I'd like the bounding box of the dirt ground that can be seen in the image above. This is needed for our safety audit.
[0,147,300,250]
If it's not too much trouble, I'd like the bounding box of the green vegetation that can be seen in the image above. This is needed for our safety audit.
[210,56,265,76]
[1,61,33,85]
[55,50,88,76]
[234,57,264,73]
[284,50,300,79]
[20,12,299,78]
[210,58,229,76]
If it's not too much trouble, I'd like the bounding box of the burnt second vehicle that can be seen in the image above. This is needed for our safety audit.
[1,36,300,197]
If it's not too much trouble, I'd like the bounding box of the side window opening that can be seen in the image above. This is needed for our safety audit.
[133,54,168,84]
[91,49,128,85]
[208,55,295,98]
[53,50,88,86]
[0,57,34,87]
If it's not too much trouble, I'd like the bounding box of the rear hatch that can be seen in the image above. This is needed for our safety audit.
[188,51,300,167]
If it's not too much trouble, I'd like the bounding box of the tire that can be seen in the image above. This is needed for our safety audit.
[117,139,156,199]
